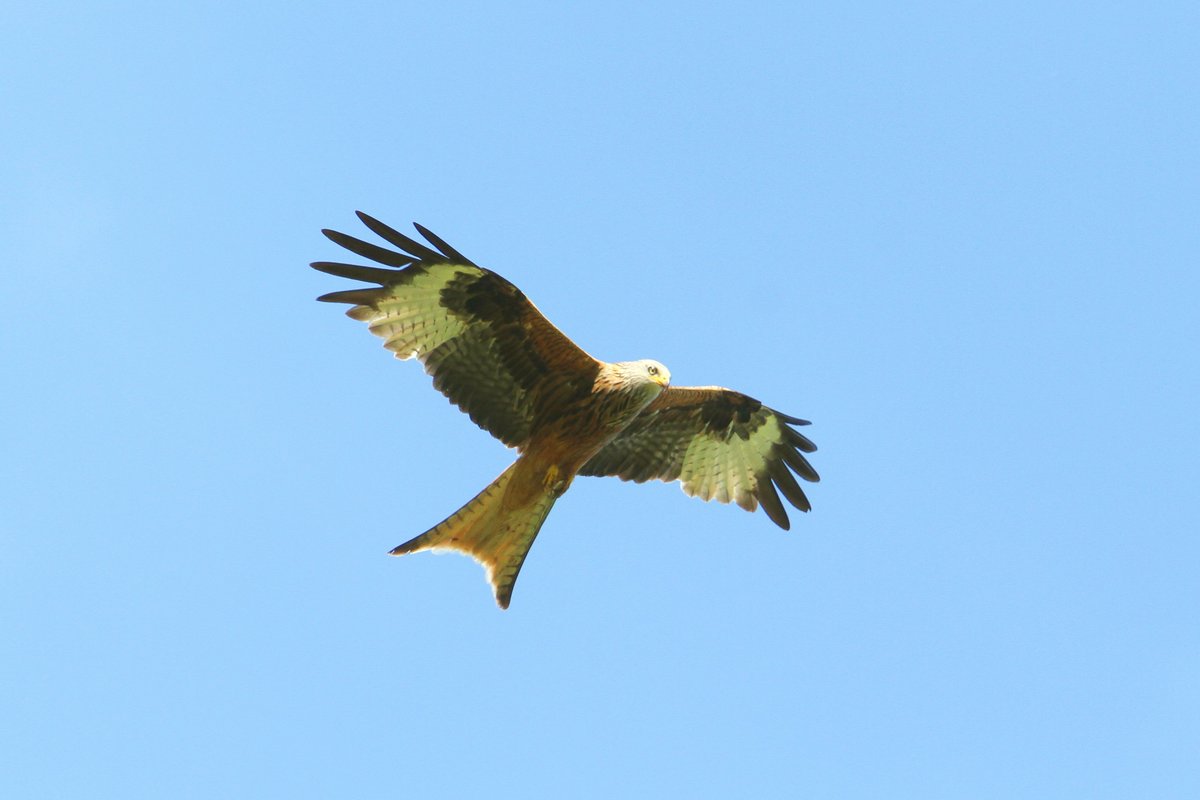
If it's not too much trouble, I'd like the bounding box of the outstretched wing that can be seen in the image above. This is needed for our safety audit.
[312,212,600,450]
[578,386,819,529]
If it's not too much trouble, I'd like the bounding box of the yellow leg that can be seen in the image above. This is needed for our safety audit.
[543,464,567,497]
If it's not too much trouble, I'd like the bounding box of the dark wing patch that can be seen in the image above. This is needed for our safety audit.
[313,213,599,450]
[579,386,819,529]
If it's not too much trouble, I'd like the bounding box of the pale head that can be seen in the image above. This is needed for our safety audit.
[611,358,672,391]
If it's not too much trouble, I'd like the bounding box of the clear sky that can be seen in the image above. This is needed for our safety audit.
[3,2,1197,797]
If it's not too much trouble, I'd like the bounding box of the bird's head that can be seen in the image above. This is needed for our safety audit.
[613,359,671,391]
[641,359,671,389]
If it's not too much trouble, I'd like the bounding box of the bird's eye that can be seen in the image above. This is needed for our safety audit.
[647,365,659,376]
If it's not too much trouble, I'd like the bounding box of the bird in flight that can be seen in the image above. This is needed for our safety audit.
[312,213,819,608]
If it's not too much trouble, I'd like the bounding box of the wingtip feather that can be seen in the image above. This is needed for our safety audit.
[412,221,474,264]
[354,212,444,262]
[770,459,812,512]
[756,476,791,530]
[784,426,818,453]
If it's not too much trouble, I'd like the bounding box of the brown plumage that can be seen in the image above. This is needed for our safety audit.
[313,212,819,608]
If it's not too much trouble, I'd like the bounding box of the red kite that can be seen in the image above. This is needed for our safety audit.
[313,213,819,608]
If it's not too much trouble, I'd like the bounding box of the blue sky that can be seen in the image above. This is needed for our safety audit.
[3,2,1197,797]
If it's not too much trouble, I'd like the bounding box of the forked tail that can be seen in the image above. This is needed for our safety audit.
[389,461,558,609]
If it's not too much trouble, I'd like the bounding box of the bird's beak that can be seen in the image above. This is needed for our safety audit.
[652,373,670,388]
